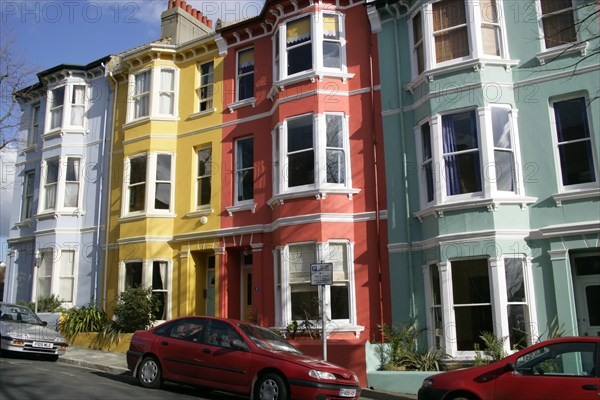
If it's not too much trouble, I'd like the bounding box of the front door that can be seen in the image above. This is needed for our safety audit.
[241,268,253,321]
[572,254,600,337]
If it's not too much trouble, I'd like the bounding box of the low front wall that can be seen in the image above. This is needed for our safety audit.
[69,332,133,353]
[365,341,441,395]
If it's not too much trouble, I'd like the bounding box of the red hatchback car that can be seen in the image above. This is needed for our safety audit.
[418,336,600,400]
[127,316,361,400]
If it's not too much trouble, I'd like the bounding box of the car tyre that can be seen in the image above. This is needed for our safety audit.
[448,393,478,400]
[138,356,162,389]
[256,373,288,400]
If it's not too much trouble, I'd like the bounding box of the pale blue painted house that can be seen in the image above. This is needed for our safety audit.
[367,0,599,362]
[4,57,112,309]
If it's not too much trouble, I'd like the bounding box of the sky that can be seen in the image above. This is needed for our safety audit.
[0,0,264,264]
[1,0,265,70]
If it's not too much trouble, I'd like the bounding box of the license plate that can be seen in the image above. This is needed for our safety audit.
[339,388,356,397]
[32,342,53,349]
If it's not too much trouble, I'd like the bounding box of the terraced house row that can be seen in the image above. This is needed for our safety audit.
[5,0,599,386]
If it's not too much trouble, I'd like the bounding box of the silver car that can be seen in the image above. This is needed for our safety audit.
[0,302,68,361]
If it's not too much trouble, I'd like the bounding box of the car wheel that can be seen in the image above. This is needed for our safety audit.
[256,373,288,400]
[448,393,478,400]
[138,356,162,389]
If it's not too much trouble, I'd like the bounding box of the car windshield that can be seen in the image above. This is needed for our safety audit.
[239,324,301,354]
[0,304,44,325]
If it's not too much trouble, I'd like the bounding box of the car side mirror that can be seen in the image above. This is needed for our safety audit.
[231,339,248,351]
[504,363,515,372]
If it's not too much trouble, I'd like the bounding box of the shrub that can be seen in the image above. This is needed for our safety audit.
[110,286,160,333]
[17,295,63,312]
[59,304,109,341]
[376,321,443,371]
[473,331,508,366]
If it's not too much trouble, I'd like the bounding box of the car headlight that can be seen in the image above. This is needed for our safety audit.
[421,378,434,388]
[309,370,337,380]
[352,373,359,383]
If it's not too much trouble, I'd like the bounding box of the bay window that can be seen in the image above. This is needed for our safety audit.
[123,153,174,216]
[49,87,65,130]
[416,106,523,209]
[273,113,352,197]
[275,242,357,330]
[409,0,509,79]
[64,157,81,208]
[540,0,577,49]
[36,248,77,305]
[43,158,59,211]
[198,61,214,112]
[127,67,178,123]
[237,49,254,101]
[21,171,35,220]
[122,260,170,321]
[274,12,349,83]
[235,137,254,203]
[552,97,596,188]
[425,256,536,357]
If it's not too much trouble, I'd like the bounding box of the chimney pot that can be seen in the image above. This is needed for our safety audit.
[180,1,187,10]
[175,0,181,7]
[186,4,192,13]
[168,0,173,10]
[207,19,213,29]
[191,8,197,17]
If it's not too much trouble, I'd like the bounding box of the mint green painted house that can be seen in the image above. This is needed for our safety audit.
[368,0,599,362]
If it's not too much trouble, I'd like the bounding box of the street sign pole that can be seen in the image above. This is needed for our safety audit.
[321,284,327,361]
[310,262,332,361]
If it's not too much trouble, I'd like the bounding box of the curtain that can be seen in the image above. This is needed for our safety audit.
[64,158,80,207]
[323,15,339,39]
[442,115,461,195]
[70,86,85,126]
[287,16,311,44]
[135,71,150,117]
[159,70,174,115]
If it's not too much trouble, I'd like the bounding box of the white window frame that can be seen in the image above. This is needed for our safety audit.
[27,103,40,147]
[549,94,598,192]
[122,152,175,217]
[63,156,83,210]
[157,68,176,116]
[272,112,353,198]
[196,146,213,211]
[537,0,578,51]
[21,170,35,221]
[274,241,360,335]
[425,256,537,359]
[415,106,525,210]
[234,136,254,205]
[47,86,65,132]
[126,66,179,124]
[236,47,255,102]
[273,11,351,86]
[408,0,510,80]
[69,84,87,128]
[33,247,79,307]
[40,158,59,212]
[198,60,215,113]
[45,83,88,133]
[118,259,172,322]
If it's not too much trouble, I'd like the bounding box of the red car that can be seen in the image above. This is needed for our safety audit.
[127,316,361,400]
[418,336,600,400]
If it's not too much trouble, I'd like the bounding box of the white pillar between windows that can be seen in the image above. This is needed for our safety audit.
[490,257,511,354]
[422,264,435,348]
[438,261,456,357]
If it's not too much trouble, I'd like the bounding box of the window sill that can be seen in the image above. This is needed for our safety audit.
[227,98,256,113]
[123,116,180,130]
[226,202,256,216]
[15,220,32,228]
[188,108,216,120]
[119,212,175,222]
[268,70,355,100]
[281,324,365,339]
[536,42,588,65]
[414,195,538,221]
[185,208,214,218]
[267,187,360,208]
[406,57,520,93]
[552,187,599,206]
[35,211,58,220]
[22,144,37,153]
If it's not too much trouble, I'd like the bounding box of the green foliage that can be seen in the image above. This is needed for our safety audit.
[376,322,443,371]
[473,331,508,366]
[17,295,64,312]
[59,304,109,341]
[110,286,160,333]
[286,297,324,339]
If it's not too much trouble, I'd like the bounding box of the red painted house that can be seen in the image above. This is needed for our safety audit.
[215,0,389,383]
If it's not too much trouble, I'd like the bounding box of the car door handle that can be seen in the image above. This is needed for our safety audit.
[161,341,169,346]
[202,348,211,354]
[581,385,598,390]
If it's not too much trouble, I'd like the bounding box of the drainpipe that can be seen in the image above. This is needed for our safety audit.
[388,3,416,320]
[368,19,384,342]
[103,64,117,311]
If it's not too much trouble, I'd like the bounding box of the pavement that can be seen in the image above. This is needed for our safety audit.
[58,346,417,400]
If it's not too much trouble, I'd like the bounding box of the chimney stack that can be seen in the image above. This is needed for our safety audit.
[162,0,214,45]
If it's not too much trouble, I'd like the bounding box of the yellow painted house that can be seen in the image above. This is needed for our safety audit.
[103,4,226,321]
